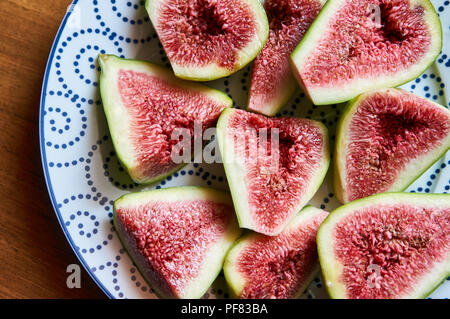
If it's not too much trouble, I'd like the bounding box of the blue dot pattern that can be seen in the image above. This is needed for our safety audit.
[39,0,450,299]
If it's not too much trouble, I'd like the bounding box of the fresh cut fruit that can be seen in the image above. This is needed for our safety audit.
[248,0,326,116]
[290,0,442,105]
[224,206,328,298]
[146,0,269,81]
[114,187,242,299]
[217,108,330,236]
[99,55,232,184]
[334,88,450,203]
[317,192,450,299]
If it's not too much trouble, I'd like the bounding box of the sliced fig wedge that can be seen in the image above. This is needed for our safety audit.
[334,88,450,203]
[146,0,269,81]
[317,192,450,299]
[114,187,242,299]
[248,0,325,116]
[224,206,328,299]
[98,55,232,184]
[217,108,330,236]
[290,0,442,105]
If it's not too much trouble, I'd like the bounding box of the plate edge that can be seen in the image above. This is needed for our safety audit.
[38,0,115,299]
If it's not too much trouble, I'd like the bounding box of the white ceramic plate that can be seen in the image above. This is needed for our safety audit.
[39,0,450,299]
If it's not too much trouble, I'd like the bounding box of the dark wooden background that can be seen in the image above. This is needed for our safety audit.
[0,0,105,298]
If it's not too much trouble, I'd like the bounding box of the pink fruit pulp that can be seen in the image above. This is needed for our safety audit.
[118,69,226,180]
[333,204,450,299]
[157,0,256,70]
[345,92,450,201]
[249,0,323,112]
[237,210,328,298]
[115,199,232,298]
[301,0,431,88]
[227,109,325,235]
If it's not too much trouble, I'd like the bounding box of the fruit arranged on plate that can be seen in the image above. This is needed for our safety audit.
[114,187,242,299]
[290,0,442,105]
[248,0,325,116]
[146,0,269,81]
[334,88,450,204]
[217,108,329,236]
[98,54,232,184]
[95,0,450,300]
[317,192,450,299]
[224,206,328,299]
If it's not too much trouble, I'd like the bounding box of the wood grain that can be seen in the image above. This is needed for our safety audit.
[0,0,105,298]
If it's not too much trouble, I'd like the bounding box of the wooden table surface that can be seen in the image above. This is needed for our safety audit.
[0,0,105,298]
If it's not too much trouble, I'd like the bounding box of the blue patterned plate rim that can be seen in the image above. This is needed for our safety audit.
[39,0,115,299]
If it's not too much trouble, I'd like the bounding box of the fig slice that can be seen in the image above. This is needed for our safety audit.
[98,54,232,184]
[217,108,330,236]
[317,192,450,299]
[290,0,443,105]
[334,88,450,204]
[146,0,269,81]
[114,186,242,299]
[248,0,325,116]
[224,206,328,299]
